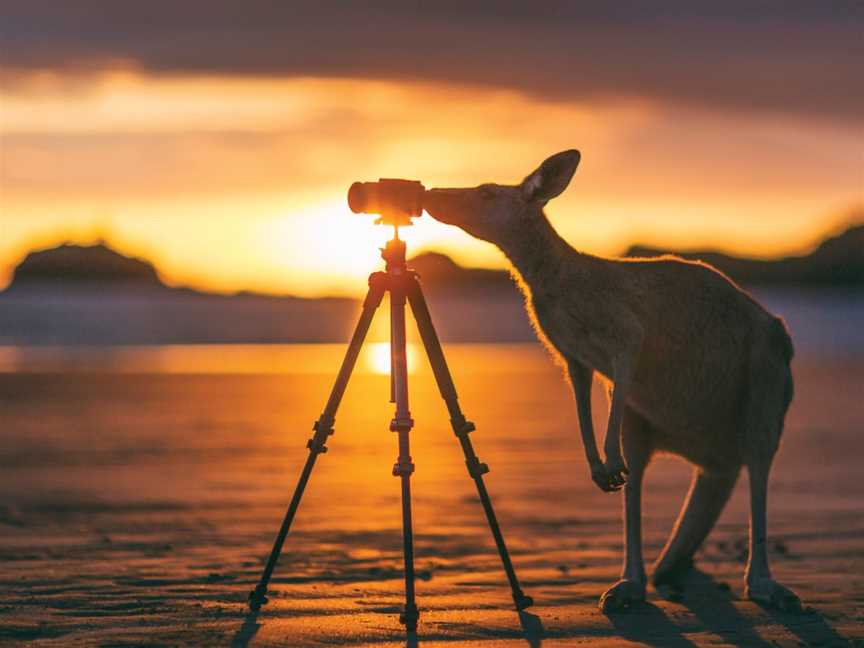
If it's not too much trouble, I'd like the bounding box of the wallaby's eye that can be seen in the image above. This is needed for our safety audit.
[479,185,496,200]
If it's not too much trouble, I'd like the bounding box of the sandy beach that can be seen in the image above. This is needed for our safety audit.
[0,345,861,647]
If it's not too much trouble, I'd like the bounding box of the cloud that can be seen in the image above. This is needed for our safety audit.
[1,1,861,122]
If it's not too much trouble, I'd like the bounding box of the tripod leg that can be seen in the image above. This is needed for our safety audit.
[248,273,386,612]
[406,277,534,612]
[390,278,420,631]
[394,427,419,631]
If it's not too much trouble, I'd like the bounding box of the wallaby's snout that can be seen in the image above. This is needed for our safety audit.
[422,187,476,227]
[424,149,581,244]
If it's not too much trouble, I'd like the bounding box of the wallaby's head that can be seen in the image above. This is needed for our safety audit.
[424,149,580,244]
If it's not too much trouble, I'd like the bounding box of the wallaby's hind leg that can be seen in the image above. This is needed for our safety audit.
[744,454,800,611]
[600,408,652,612]
[652,465,739,591]
[743,345,801,612]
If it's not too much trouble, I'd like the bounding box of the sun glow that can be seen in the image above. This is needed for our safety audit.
[261,201,479,296]
[365,342,419,375]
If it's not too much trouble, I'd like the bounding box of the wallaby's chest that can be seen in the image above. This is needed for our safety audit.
[530,292,615,377]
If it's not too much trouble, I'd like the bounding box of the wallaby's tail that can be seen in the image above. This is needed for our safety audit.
[742,316,794,461]
[774,317,794,357]
[771,316,795,413]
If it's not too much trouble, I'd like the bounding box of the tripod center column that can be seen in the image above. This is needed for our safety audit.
[383,233,414,439]
[383,233,420,631]
[388,273,414,452]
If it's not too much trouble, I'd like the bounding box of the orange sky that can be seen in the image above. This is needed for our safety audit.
[1,72,861,297]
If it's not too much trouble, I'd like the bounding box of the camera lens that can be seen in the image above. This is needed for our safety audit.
[348,182,371,214]
[347,179,425,225]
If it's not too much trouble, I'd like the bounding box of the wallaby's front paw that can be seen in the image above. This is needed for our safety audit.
[603,456,628,488]
[746,578,802,613]
[590,461,623,492]
[599,579,645,613]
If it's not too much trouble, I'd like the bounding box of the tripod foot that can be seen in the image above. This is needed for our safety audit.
[399,602,420,632]
[513,591,534,611]
[248,584,269,612]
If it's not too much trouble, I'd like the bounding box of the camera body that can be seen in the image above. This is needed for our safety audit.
[348,179,425,226]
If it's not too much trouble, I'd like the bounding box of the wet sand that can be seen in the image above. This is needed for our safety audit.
[0,345,861,646]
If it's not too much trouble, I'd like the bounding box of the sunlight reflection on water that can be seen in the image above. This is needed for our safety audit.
[0,343,553,375]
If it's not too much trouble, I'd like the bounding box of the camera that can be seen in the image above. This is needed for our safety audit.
[348,179,425,226]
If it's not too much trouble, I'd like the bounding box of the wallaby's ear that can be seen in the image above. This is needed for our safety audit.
[521,149,581,203]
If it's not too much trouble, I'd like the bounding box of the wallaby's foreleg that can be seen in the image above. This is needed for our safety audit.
[600,409,652,612]
[567,359,618,492]
[602,350,639,488]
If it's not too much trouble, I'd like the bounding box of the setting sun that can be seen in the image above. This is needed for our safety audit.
[365,341,419,375]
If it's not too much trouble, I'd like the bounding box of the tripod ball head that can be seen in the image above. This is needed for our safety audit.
[348,178,425,226]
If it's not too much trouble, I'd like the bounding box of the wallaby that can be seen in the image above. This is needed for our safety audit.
[423,150,801,613]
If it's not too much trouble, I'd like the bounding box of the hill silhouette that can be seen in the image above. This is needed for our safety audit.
[408,252,513,292]
[8,243,163,291]
[409,224,863,289]
[625,224,863,287]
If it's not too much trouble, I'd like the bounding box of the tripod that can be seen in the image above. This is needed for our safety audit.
[247,227,533,632]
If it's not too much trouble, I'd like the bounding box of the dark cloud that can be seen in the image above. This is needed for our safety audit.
[1,1,861,121]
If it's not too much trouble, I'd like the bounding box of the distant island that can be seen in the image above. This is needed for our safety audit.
[0,243,360,345]
[0,223,860,346]
[7,242,163,292]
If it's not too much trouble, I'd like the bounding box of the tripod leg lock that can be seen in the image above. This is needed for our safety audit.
[392,459,415,477]
[366,271,388,301]
[248,584,269,612]
[466,456,490,478]
[451,417,476,438]
[307,417,335,454]
[389,416,414,432]
[314,416,335,433]
[306,437,328,454]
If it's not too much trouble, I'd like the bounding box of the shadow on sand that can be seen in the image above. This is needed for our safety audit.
[606,601,699,648]
[403,609,543,648]
[230,606,545,648]
[518,610,545,648]
[608,568,853,648]
[230,607,261,648]
[669,569,775,648]
[758,602,853,648]
[230,572,853,648]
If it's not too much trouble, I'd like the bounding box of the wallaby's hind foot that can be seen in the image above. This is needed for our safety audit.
[651,557,694,595]
[746,577,802,613]
[599,578,646,612]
